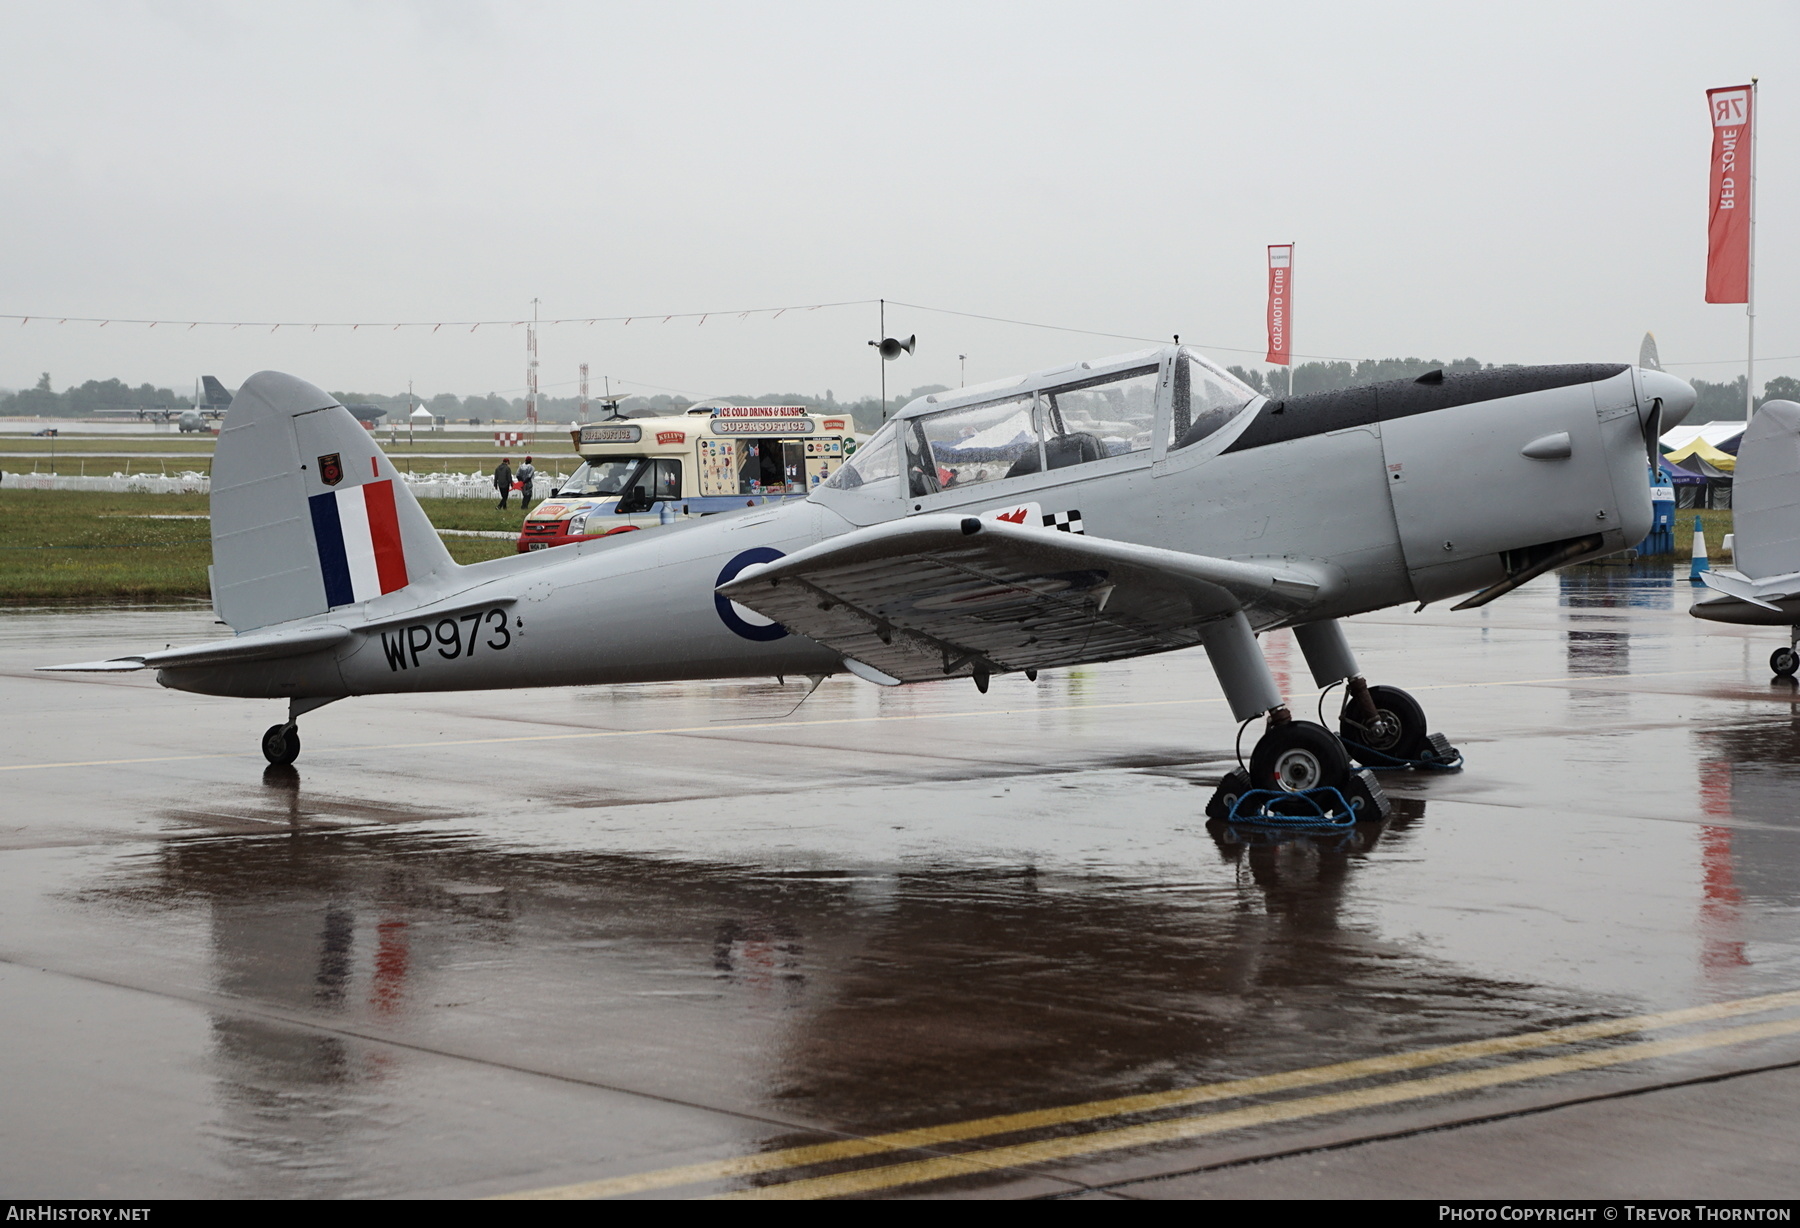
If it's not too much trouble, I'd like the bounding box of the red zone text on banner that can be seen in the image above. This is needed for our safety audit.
[1266,245,1293,365]
[1706,85,1753,304]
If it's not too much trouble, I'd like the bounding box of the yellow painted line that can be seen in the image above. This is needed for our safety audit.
[717,1014,1800,1200]
[2,666,1740,774]
[493,987,1800,1200]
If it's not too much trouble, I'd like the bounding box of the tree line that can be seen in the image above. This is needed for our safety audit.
[7,364,1794,428]
[2,373,189,417]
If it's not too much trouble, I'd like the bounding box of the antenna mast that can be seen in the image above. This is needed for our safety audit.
[526,297,540,439]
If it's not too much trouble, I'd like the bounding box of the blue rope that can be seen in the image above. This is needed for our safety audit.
[1226,787,1358,829]
[1341,738,1464,772]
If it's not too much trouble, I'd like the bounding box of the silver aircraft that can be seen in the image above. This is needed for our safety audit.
[45,349,1695,796]
[1690,398,1800,676]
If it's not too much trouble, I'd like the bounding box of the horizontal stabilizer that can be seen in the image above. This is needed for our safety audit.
[1699,568,1800,611]
[39,624,351,673]
[717,514,1331,682]
[36,658,154,673]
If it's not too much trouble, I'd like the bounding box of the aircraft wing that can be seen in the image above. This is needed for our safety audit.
[716,514,1331,683]
[38,624,352,673]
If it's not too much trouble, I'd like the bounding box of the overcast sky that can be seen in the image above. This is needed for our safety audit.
[1,0,1794,403]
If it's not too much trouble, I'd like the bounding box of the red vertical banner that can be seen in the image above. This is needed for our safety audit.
[1706,85,1753,303]
[1266,244,1293,365]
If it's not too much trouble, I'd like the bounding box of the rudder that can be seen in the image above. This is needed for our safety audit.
[211,371,457,631]
[1732,400,1800,581]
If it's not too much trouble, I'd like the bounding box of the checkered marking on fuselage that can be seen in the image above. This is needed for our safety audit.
[1043,509,1084,534]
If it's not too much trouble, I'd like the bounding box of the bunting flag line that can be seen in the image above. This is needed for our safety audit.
[0,299,876,332]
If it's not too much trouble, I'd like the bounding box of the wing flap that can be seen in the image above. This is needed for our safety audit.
[718,514,1331,682]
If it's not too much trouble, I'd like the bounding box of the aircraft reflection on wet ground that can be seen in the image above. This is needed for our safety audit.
[61,802,1601,1196]
[6,563,1800,1198]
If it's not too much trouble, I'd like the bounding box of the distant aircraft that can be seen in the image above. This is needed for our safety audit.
[82,376,229,425]
[1690,399,1800,676]
[175,376,236,430]
[141,372,230,430]
[45,352,1694,799]
[342,402,387,428]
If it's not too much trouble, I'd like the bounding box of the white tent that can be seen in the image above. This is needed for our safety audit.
[1661,421,1745,451]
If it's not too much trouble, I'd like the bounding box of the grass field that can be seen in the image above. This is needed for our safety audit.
[0,488,1740,604]
[0,490,523,601]
[0,433,585,487]
[1677,508,1735,561]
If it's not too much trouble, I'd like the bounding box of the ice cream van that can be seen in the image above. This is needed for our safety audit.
[517,404,859,551]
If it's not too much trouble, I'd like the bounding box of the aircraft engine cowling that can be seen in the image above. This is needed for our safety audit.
[1374,364,1665,605]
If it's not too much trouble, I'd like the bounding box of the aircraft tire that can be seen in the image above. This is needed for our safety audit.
[1340,684,1429,762]
[261,723,300,766]
[1771,648,1800,678]
[1248,721,1350,794]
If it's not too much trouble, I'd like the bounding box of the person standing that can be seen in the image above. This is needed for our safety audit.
[494,457,513,510]
[516,455,536,506]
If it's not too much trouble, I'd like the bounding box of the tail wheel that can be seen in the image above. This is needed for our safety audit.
[1772,648,1799,678]
[261,723,300,766]
[1248,721,1350,793]
[1340,684,1429,761]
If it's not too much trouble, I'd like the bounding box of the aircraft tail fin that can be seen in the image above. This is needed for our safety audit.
[211,371,457,632]
[201,375,234,408]
[1731,399,1800,581]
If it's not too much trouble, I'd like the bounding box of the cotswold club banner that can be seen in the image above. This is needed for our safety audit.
[1266,245,1292,365]
[1706,85,1753,304]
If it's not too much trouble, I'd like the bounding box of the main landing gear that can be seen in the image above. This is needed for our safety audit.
[259,696,341,766]
[1249,716,1349,793]
[1208,707,1389,825]
[1200,616,1456,825]
[1338,679,1428,762]
[1772,628,1800,680]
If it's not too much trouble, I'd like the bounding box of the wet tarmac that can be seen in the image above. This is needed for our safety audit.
[4,562,1799,1199]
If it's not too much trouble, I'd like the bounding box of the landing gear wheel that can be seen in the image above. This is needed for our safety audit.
[1771,648,1799,678]
[261,723,300,766]
[1340,685,1429,761]
[1248,721,1350,794]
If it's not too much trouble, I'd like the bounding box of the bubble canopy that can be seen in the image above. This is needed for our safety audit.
[820,346,1259,496]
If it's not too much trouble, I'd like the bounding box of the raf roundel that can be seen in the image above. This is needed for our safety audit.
[715,547,788,641]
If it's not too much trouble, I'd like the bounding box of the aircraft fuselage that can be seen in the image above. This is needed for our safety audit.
[160,358,1674,703]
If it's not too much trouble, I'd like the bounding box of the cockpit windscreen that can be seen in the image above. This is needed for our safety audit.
[1170,353,1258,449]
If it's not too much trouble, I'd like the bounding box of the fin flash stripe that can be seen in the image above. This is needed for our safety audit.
[309,479,408,607]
